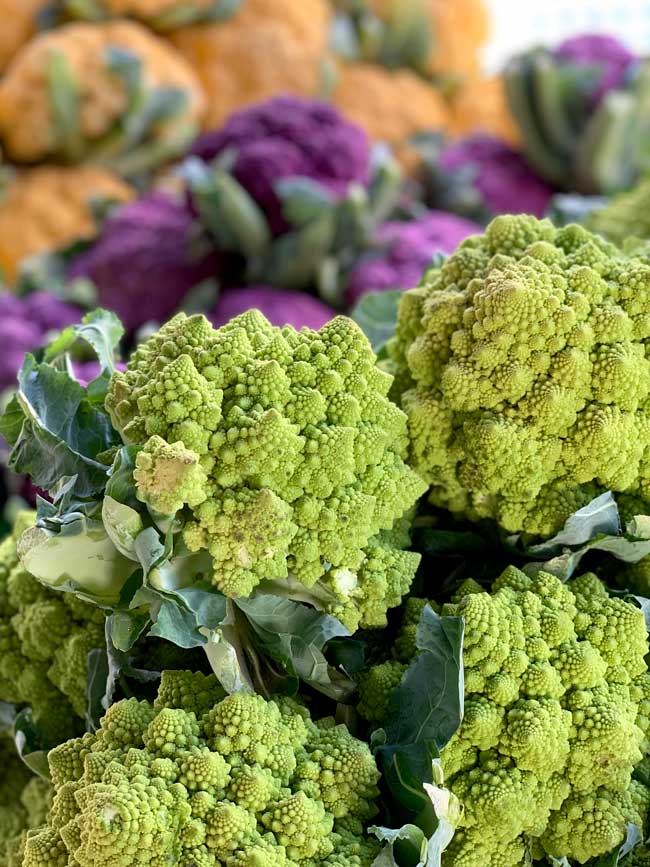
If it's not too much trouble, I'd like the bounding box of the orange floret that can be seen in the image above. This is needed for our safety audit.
[169,0,330,128]
[450,75,522,146]
[332,62,451,168]
[0,165,133,285]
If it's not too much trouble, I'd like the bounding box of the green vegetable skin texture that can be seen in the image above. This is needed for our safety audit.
[21,670,380,867]
[0,514,105,746]
[360,567,650,865]
[106,310,426,632]
[0,733,53,867]
[388,213,650,537]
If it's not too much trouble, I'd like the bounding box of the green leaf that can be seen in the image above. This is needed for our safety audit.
[0,353,119,497]
[148,598,207,648]
[45,308,124,375]
[236,595,355,700]
[376,607,464,818]
[13,708,51,780]
[415,528,491,557]
[351,289,402,355]
[276,177,336,226]
[525,491,620,556]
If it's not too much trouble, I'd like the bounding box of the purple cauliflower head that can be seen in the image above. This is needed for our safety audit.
[555,33,637,106]
[439,135,555,219]
[0,292,82,391]
[189,96,371,234]
[68,192,219,333]
[346,211,480,306]
[210,287,335,331]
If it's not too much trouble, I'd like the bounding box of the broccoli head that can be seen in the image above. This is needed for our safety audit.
[361,567,650,865]
[388,214,650,536]
[0,513,106,747]
[24,670,380,867]
[106,311,426,631]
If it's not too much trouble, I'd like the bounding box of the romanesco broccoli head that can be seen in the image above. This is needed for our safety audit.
[0,514,106,746]
[25,672,379,867]
[105,311,426,632]
[388,213,650,536]
[361,567,650,865]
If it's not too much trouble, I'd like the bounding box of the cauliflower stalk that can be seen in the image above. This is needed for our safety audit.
[0,513,107,747]
[389,213,650,537]
[104,310,426,632]
[20,670,380,867]
[361,567,650,865]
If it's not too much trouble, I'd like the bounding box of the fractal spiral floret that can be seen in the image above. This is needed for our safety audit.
[105,311,426,631]
[389,213,650,535]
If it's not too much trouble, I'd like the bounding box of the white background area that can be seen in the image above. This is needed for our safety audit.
[485,0,650,70]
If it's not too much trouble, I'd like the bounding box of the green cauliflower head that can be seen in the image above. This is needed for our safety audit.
[388,213,650,536]
[106,311,426,632]
[25,670,380,867]
[362,567,650,866]
[0,513,106,747]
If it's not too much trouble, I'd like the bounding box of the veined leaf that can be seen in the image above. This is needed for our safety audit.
[352,289,402,356]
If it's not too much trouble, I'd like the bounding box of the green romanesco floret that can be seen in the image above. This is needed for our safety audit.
[360,567,650,865]
[0,732,54,867]
[0,513,106,747]
[387,214,650,536]
[586,177,650,248]
[21,671,380,867]
[105,311,426,632]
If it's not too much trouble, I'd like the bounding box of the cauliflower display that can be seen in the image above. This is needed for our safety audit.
[360,567,650,865]
[0,21,204,170]
[389,213,650,536]
[189,96,370,235]
[20,671,380,867]
[0,513,106,746]
[105,311,426,631]
[0,165,133,286]
[67,192,219,333]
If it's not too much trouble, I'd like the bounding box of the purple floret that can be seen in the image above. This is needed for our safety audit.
[68,193,219,333]
[0,292,81,391]
[190,96,370,234]
[346,211,480,305]
[440,135,555,218]
[555,33,637,106]
[210,287,335,331]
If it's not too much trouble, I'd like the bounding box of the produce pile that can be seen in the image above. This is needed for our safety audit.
[4,5,650,867]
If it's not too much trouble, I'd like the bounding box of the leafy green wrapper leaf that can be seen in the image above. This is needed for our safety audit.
[511,492,650,580]
[44,308,124,375]
[13,708,51,779]
[0,351,119,497]
[352,289,401,356]
[375,606,464,819]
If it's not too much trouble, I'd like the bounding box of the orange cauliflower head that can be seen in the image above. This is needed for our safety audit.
[0,0,50,73]
[0,165,133,285]
[0,20,205,170]
[450,75,521,146]
[332,62,451,168]
[169,0,330,128]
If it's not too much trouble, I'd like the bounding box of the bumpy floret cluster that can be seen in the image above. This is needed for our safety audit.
[106,311,426,631]
[389,214,650,536]
[0,733,53,867]
[363,568,650,865]
[22,671,380,867]
[0,513,106,746]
